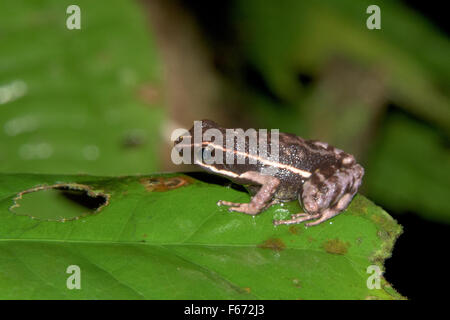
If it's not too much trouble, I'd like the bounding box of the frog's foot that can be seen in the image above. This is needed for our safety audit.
[217,199,278,213]
[304,208,340,227]
[274,194,354,226]
[273,213,320,226]
[217,200,241,207]
[218,202,261,215]
[217,171,280,216]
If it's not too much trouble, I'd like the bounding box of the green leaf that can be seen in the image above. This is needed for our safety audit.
[367,113,450,223]
[0,0,164,175]
[0,173,403,299]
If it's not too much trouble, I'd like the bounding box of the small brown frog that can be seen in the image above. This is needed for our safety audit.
[173,120,364,226]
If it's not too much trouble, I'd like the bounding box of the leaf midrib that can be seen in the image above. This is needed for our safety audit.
[0,238,368,258]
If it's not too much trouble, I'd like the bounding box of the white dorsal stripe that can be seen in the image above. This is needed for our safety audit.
[185,142,312,178]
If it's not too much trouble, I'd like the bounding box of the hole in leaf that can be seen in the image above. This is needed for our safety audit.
[10,184,109,221]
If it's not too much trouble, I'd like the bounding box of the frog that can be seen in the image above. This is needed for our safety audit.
[173,120,364,226]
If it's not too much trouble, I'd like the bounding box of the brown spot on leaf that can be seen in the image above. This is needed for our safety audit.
[377,229,391,242]
[323,238,350,255]
[292,278,301,288]
[258,238,286,252]
[371,213,399,238]
[371,214,386,226]
[140,176,194,192]
[243,287,251,294]
[288,225,299,235]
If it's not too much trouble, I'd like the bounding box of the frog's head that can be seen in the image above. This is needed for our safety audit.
[173,119,220,145]
[173,120,232,173]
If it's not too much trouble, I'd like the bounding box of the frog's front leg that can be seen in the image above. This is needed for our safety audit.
[217,171,280,215]
[274,162,364,226]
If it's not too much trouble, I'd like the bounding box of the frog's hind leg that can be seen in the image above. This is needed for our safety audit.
[304,193,355,226]
[217,171,280,215]
[301,162,364,226]
[275,162,364,226]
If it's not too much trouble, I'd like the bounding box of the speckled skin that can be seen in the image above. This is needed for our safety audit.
[174,120,365,226]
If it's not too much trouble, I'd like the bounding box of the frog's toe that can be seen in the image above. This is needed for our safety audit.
[305,208,339,226]
[217,200,241,207]
[290,213,309,218]
[273,213,320,226]
[217,200,261,215]
[228,203,260,215]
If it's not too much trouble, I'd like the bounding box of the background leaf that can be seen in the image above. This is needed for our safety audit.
[0,0,164,175]
[366,112,450,223]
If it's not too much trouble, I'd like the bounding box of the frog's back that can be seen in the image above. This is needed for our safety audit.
[277,133,344,171]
